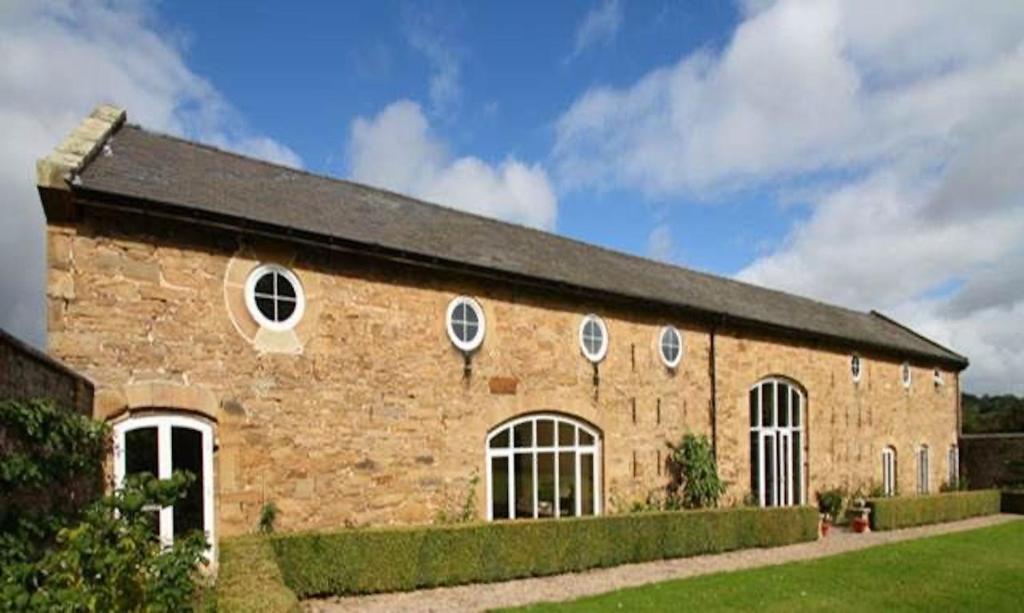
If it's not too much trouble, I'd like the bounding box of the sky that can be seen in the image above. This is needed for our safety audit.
[1,0,1022,394]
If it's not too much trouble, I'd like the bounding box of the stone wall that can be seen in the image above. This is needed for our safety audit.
[47,206,960,538]
[0,326,93,414]
[961,434,1024,488]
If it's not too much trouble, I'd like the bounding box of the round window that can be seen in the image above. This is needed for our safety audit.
[579,314,608,363]
[446,296,485,352]
[900,362,912,388]
[244,264,305,331]
[659,326,683,368]
[851,355,862,382]
[933,368,943,386]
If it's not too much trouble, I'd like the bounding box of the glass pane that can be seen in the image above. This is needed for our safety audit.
[489,429,510,448]
[580,453,595,516]
[536,452,555,517]
[791,432,802,505]
[513,422,532,448]
[276,299,296,321]
[125,427,158,478]
[254,273,274,295]
[791,390,801,427]
[277,275,296,298]
[558,452,576,517]
[764,435,776,507]
[171,427,204,536]
[777,384,790,427]
[579,429,595,446]
[778,436,789,505]
[464,305,478,325]
[762,383,774,427]
[558,422,574,447]
[255,296,276,320]
[749,387,758,428]
[513,454,534,519]
[463,321,478,341]
[491,457,509,519]
[750,432,760,501]
[537,420,555,447]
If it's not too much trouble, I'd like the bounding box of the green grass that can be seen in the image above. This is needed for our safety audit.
[509,520,1024,612]
[215,536,300,613]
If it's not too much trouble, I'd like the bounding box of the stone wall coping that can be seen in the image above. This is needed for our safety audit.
[36,104,126,190]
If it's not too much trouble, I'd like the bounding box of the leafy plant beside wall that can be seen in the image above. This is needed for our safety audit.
[258,501,279,534]
[666,433,727,509]
[434,471,480,525]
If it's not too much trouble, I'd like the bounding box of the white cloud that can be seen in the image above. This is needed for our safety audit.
[0,0,302,348]
[554,0,1024,392]
[348,100,557,230]
[404,10,462,114]
[646,223,675,262]
[568,0,623,61]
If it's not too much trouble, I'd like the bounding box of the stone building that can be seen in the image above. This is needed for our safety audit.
[36,106,967,550]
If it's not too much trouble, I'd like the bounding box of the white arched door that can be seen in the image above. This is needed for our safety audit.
[749,378,805,507]
[113,414,215,554]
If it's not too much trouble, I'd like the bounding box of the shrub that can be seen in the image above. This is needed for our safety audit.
[868,490,1001,531]
[217,537,300,612]
[666,434,726,509]
[259,502,279,534]
[0,398,108,566]
[1,472,208,610]
[271,506,819,597]
[816,488,846,522]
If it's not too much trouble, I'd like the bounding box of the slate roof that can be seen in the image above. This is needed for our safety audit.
[70,124,967,368]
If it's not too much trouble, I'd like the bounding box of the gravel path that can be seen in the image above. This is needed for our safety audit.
[305,514,1021,613]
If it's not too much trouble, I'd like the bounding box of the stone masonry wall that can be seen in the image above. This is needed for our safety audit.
[47,206,960,538]
[0,326,93,415]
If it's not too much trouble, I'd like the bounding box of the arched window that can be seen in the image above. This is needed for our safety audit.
[882,446,897,497]
[113,414,215,555]
[486,413,601,520]
[917,445,930,494]
[749,378,804,507]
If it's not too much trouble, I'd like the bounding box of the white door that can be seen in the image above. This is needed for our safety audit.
[113,415,215,555]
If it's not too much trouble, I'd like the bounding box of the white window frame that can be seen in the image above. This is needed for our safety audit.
[445,296,486,352]
[485,413,602,521]
[244,263,306,331]
[933,368,944,387]
[900,362,912,388]
[851,354,863,383]
[112,414,216,559]
[578,314,609,363]
[749,378,805,507]
[917,445,930,494]
[658,325,683,369]
[882,446,897,497]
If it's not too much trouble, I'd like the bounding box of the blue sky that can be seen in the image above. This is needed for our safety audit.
[2,0,1023,393]
[167,0,764,273]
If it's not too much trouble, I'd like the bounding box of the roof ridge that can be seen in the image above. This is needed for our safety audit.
[112,125,870,321]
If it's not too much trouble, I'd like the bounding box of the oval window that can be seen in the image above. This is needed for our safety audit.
[659,326,683,368]
[244,264,305,331]
[851,355,862,383]
[446,296,486,352]
[900,362,912,388]
[579,314,608,363]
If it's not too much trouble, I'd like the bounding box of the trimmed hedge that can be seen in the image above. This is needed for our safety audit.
[271,506,819,597]
[216,537,300,612]
[868,490,1001,531]
[1002,491,1024,514]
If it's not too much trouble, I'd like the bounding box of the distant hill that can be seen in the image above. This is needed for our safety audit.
[962,393,1024,434]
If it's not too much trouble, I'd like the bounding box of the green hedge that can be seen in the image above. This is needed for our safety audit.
[271,506,819,597]
[868,490,1001,531]
[1002,491,1024,515]
[216,537,300,612]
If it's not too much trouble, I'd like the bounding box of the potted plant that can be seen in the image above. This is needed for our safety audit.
[816,489,845,537]
[847,495,871,533]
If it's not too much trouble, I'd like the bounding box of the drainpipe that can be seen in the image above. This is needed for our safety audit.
[709,319,720,460]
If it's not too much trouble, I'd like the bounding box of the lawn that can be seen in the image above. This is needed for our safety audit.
[509,520,1024,612]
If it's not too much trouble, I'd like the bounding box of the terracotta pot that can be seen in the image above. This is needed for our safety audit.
[852,516,870,533]
[821,520,832,537]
